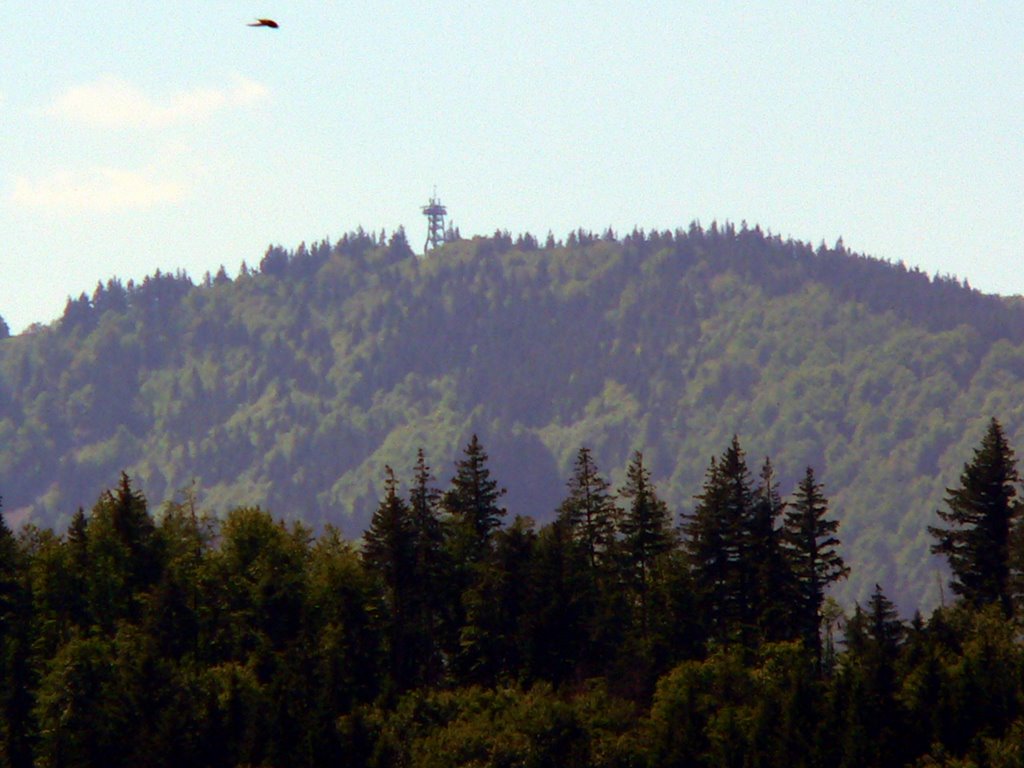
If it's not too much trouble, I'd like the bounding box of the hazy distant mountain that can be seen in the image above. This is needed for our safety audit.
[3,222,1024,611]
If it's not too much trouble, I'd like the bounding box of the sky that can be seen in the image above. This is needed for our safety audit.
[2,2,1022,334]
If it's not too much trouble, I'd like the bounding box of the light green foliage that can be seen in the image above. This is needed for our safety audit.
[365,683,638,768]
[4,226,1024,611]
[644,642,820,768]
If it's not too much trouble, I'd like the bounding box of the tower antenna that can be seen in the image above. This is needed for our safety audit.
[421,188,448,253]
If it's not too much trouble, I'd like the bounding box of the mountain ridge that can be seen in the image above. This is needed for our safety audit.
[3,222,1024,612]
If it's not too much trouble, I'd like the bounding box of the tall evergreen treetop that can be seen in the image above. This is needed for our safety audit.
[362,466,413,604]
[618,450,674,589]
[783,466,848,663]
[929,417,1022,615]
[556,446,618,571]
[748,458,792,644]
[684,437,755,644]
[85,473,162,628]
[405,449,446,687]
[443,434,507,565]
[409,448,444,579]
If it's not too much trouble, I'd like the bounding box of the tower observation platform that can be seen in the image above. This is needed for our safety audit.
[421,193,448,253]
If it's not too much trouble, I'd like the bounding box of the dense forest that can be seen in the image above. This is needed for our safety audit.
[3,419,1024,767]
[4,223,1024,611]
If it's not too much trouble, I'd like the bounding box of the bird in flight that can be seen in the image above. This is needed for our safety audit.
[248,18,279,28]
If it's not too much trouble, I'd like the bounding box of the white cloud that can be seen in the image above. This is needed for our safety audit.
[10,166,186,212]
[46,75,268,128]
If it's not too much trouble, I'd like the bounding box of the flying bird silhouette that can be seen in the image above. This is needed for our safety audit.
[248,18,279,28]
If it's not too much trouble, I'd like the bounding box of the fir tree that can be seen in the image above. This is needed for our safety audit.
[457,516,536,686]
[406,449,446,687]
[783,466,848,665]
[839,585,906,768]
[443,434,507,566]
[618,451,674,636]
[748,458,793,644]
[684,437,755,645]
[362,466,415,691]
[929,417,1022,615]
[85,474,162,631]
[556,447,618,571]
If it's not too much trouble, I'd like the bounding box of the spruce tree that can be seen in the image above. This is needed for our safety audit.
[618,451,674,636]
[406,449,446,687]
[457,516,536,685]
[929,417,1022,615]
[839,585,906,768]
[521,518,593,683]
[783,466,848,665]
[362,466,415,690]
[684,437,755,645]
[443,434,507,566]
[555,447,625,677]
[85,474,162,631]
[748,458,793,644]
[556,446,618,571]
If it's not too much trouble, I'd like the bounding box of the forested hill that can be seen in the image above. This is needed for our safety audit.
[3,222,1024,611]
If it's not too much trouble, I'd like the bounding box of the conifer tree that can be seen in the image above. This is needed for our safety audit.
[748,458,793,644]
[362,466,415,690]
[684,437,755,645]
[443,434,507,566]
[929,417,1022,615]
[555,447,626,678]
[521,518,593,683]
[438,436,507,683]
[85,474,162,631]
[618,451,674,636]
[457,516,536,686]
[838,585,906,768]
[783,466,848,664]
[406,449,446,686]
[556,446,618,572]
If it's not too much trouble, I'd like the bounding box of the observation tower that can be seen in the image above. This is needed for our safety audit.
[421,191,448,253]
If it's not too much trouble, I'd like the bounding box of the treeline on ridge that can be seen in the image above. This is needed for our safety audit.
[6,221,1024,614]
[4,418,1024,767]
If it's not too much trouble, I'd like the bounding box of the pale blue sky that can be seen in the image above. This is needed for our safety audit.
[2,2,1022,333]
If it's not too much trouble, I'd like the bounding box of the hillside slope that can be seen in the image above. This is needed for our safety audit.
[3,223,1024,611]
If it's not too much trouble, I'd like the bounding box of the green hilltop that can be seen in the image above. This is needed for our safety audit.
[3,222,1024,611]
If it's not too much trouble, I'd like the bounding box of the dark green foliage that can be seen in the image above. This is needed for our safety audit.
[557,446,618,572]
[443,434,507,567]
[361,682,638,768]
[362,466,419,691]
[749,458,794,645]
[519,518,593,684]
[84,473,162,631]
[930,417,1022,615]
[403,449,447,688]
[9,227,1024,611]
[457,516,536,686]
[6,425,1024,767]
[617,451,674,610]
[835,585,907,768]
[685,437,758,646]
[784,466,849,663]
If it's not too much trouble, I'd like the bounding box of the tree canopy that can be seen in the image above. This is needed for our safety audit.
[3,224,1024,611]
